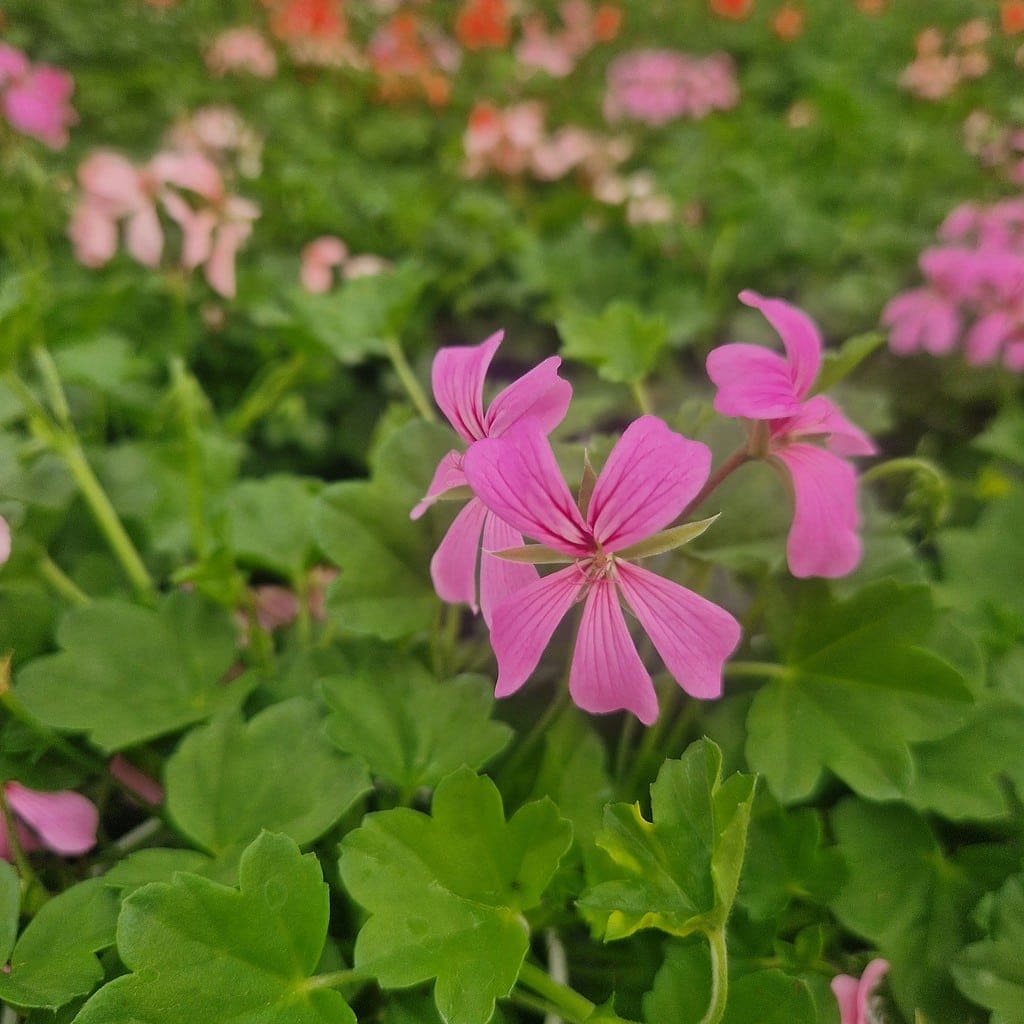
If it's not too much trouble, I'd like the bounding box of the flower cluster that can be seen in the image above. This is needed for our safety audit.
[367,12,460,106]
[299,235,392,293]
[262,0,355,67]
[882,198,1024,371]
[900,21,991,101]
[414,294,873,723]
[205,26,279,78]
[0,43,75,149]
[603,49,739,126]
[963,109,1024,185]
[515,0,622,78]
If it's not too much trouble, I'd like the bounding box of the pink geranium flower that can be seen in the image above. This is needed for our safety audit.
[411,331,572,626]
[463,416,741,724]
[707,291,876,578]
[0,44,76,149]
[0,515,10,565]
[831,959,889,1024]
[0,781,98,860]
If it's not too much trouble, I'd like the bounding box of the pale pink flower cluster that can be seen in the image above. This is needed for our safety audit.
[883,199,1024,371]
[69,141,259,299]
[0,781,98,861]
[413,297,873,722]
[299,235,393,293]
[604,49,739,126]
[205,26,278,78]
[593,169,675,226]
[900,22,991,101]
[963,109,1024,185]
[516,0,622,78]
[164,106,264,179]
[0,43,76,149]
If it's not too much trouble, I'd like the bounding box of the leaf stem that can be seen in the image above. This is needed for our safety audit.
[723,661,789,681]
[699,927,729,1024]
[497,685,570,786]
[302,967,369,990]
[517,962,595,1024]
[36,553,91,606]
[385,337,437,423]
[225,351,308,437]
[682,447,751,519]
[631,379,653,416]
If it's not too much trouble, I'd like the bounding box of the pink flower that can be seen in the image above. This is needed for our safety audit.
[881,287,961,356]
[707,291,876,579]
[0,782,98,860]
[0,45,76,149]
[109,755,164,806]
[411,331,572,626]
[464,416,741,723]
[205,27,278,78]
[300,235,349,293]
[0,516,10,565]
[831,959,889,1024]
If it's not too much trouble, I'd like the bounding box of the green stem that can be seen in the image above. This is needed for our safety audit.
[497,685,570,786]
[225,352,308,436]
[682,447,751,519]
[509,987,566,1018]
[661,699,699,760]
[614,714,638,783]
[723,661,789,681]
[303,968,369,991]
[0,686,106,775]
[627,682,680,791]
[631,379,654,416]
[36,554,91,606]
[169,358,209,558]
[516,962,595,1024]
[31,346,71,428]
[385,337,437,423]
[699,928,729,1024]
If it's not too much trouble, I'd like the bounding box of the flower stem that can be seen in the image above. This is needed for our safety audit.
[723,661,789,681]
[497,685,570,786]
[225,351,308,436]
[303,968,369,990]
[699,927,729,1024]
[36,554,91,606]
[516,962,595,1024]
[631,379,654,416]
[385,337,437,423]
[682,447,751,518]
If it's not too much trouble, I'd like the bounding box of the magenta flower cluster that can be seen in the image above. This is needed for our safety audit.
[883,198,1024,371]
[414,292,874,723]
[0,43,76,149]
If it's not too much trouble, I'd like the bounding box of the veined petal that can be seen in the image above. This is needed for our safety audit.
[429,497,488,612]
[489,564,582,697]
[588,416,711,552]
[479,511,538,628]
[485,356,573,437]
[431,331,503,442]
[786,396,877,457]
[463,421,591,555]
[706,343,805,419]
[569,579,658,724]
[615,562,740,700]
[739,289,823,398]
[773,444,862,579]
[410,450,467,520]
[5,782,99,856]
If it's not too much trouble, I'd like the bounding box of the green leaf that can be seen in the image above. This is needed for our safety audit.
[339,767,572,1024]
[830,799,1015,1021]
[165,698,371,856]
[0,859,19,965]
[745,581,973,803]
[103,849,217,896]
[579,739,756,941]
[814,331,886,393]
[975,408,1024,470]
[320,646,511,792]
[0,879,119,1011]
[222,475,322,578]
[73,832,354,1024]
[557,301,668,385]
[14,592,248,752]
[954,874,1024,1024]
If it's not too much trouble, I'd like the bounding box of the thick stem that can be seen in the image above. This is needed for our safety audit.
[516,962,595,1024]
[699,928,729,1024]
[682,447,751,519]
[385,337,437,423]
[303,968,368,990]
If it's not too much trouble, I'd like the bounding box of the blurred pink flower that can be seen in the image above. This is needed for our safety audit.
[0,781,98,860]
[707,291,876,578]
[516,0,621,78]
[109,755,164,806]
[300,235,349,293]
[411,331,572,626]
[0,516,10,565]
[165,106,264,178]
[464,416,741,723]
[831,960,889,1024]
[0,44,76,148]
[205,27,278,78]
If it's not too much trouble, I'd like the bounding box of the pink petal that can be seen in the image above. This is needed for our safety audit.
[568,579,658,723]
[830,975,860,1024]
[109,755,164,806]
[881,289,961,357]
[125,205,164,268]
[773,444,862,579]
[739,290,822,398]
[615,561,740,700]
[463,421,592,556]
[151,151,223,202]
[489,564,582,697]
[68,202,118,268]
[965,310,1015,365]
[431,331,503,442]
[0,45,30,85]
[485,356,573,437]
[162,193,215,269]
[430,497,488,612]
[77,150,145,213]
[0,515,10,565]
[588,416,711,552]
[205,221,251,298]
[479,511,538,628]
[857,959,889,1024]
[706,343,805,419]
[4,782,98,857]
[410,450,467,520]
[785,396,877,457]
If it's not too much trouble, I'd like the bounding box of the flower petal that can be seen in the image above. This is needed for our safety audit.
[0,515,11,566]
[463,421,591,555]
[431,331,503,442]
[410,450,467,520]
[773,444,862,579]
[706,343,805,419]
[615,561,740,700]
[125,205,164,268]
[489,564,582,697]
[830,975,860,1024]
[485,356,573,436]
[5,782,98,856]
[739,289,823,398]
[429,497,488,612]
[785,396,877,457]
[568,579,658,723]
[480,511,538,628]
[588,416,711,552]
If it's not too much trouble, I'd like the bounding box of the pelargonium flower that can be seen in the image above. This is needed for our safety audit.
[0,44,76,149]
[411,332,572,626]
[0,781,98,861]
[463,416,741,724]
[707,291,876,578]
[205,27,278,78]
[831,959,889,1024]
[0,515,10,565]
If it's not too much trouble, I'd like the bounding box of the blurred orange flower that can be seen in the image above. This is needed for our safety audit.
[710,0,754,20]
[773,3,804,40]
[456,0,510,50]
[1002,0,1024,35]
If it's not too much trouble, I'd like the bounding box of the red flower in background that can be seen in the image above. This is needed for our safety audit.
[773,3,805,40]
[1002,1,1024,35]
[263,0,351,64]
[456,0,510,50]
[369,13,456,106]
[710,0,754,20]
